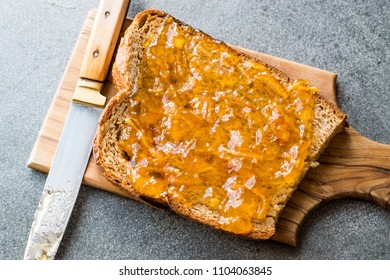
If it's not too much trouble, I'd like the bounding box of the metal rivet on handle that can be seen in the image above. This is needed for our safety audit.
[93,50,99,58]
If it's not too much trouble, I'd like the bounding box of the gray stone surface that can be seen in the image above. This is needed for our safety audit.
[0,0,388,260]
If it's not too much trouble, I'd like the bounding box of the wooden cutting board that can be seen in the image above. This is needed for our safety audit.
[28,9,390,246]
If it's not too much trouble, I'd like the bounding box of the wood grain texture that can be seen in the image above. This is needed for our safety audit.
[274,127,390,245]
[80,0,130,82]
[28,9,390,246]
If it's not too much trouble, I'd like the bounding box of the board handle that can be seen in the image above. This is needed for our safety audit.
[79,0,130,82]
[304,126,390,207]
[274,126,390,246]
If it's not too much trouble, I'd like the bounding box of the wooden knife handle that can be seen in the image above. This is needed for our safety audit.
[79,0,130,82]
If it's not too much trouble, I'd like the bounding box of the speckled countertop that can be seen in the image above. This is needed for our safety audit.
[0,0,389,260]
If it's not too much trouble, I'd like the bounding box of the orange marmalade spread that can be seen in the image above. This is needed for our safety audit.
[118,17,316,234]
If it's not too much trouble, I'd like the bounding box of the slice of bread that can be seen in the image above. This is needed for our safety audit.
[93,9,346,239]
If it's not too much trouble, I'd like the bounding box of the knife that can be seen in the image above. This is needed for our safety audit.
[24,0,130,260]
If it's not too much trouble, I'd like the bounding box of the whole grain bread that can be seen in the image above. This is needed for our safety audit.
[93,9,346,239]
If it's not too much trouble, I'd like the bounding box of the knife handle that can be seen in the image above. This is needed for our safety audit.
[80,0,130,82]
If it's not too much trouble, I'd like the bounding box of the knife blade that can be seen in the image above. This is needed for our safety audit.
[24,0,130,260]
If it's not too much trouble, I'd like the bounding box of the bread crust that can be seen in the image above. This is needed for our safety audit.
[93,9,346,239]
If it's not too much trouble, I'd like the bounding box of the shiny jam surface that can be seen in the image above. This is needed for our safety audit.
[118,16,316,234]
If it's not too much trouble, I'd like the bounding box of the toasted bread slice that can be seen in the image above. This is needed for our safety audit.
[93,9,346,239]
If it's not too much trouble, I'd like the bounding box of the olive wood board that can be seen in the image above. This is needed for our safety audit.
[28,9,390,246]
